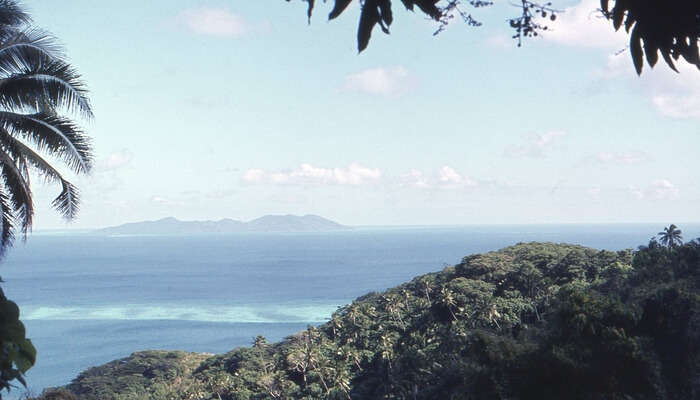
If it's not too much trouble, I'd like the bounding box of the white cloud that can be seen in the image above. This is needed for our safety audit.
[96,149,133,171]
[242,169,265,183]
[648,179,680,200]
[400,169,430,188]
[628,179,680,200]
[639,61,700,119]
[594,151,651,165]
[542,0,627,49]
[504,131,567,158]
[545,1,700,120]
[241,163,382,186]
[401,166,477,190]
[652,93,700,119]
[627,185,644,200]
[438,166,463,184]
[343,66,412,96]
[644,62,700,119]
[599,42,700,119]
[177,7,249,38]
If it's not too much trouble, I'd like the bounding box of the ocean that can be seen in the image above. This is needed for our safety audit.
[2,224,698,397]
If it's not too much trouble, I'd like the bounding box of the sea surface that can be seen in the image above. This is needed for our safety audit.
[2,224,699,397]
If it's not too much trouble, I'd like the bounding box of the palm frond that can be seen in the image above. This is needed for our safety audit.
[0,28,63,64]
[0,186,14,258]
[0,130,80,220]
[0,0,92,252]
[51,180,79,220]
[658,224,684,248]
[0,151,32,236]
[0,111,92,173]
[0,128,59,180]
[0,58,92,117]
[0,1,29,28]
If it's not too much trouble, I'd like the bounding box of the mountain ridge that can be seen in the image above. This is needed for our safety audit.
[96,214,350,235]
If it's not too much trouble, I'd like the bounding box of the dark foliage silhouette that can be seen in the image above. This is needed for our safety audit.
[287,0,699,74]
[658,224,683,248]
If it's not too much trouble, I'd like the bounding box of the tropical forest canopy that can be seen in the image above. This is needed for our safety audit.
[287,0,700,75]
[33,232,700,400]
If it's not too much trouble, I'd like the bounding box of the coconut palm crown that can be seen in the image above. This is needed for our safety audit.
[0,0,92,256]
[658,224,683,248]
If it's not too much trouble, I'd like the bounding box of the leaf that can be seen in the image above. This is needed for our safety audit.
[687,39,699,66]
[623,12,635,33]
[400,0,414,11]
[0,319,26,342]
[660,44,678,72]
[0,299,20,322]
[0,188,14,257]
[629,24,643,75]
[414,0,441,20]
[357,0,380,52]
[0,152,33,235]
[0,112,93,174]
[379,0,393,27]
[16,339,36,373]
[644,40,658,68]
[329,0,353,20]
[52,180,80,220]
[306,0,315,23]
[0,58,93,118]
[612,4,624,31]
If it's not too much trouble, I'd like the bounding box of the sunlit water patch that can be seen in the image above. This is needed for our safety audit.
[22,303,340,323]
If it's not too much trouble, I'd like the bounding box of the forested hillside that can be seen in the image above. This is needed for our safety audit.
[37,240,700,399]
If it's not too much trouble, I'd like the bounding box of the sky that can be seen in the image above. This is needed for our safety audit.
[22,0,700,228]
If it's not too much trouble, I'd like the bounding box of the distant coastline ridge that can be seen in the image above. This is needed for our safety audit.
[96,214,350,235]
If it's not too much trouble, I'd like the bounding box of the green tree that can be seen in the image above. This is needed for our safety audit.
[288,0,699,74]
[658,224,683,248]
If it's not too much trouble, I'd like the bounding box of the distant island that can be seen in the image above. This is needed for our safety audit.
[96,214,351,235]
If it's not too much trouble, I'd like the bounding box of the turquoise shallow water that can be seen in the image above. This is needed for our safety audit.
[2,224,699,397]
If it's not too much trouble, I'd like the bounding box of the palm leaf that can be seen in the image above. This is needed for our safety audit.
[0,28,62,64]
[52,180,79,220]
[329,0,353,20]
[358,0,381,52]
[414,0,441,20]
[0,1,29,28]
[0,130,79,219]
[0,128,60,181]
[0,151,32,236]
[0,111,92,173]
[0,59,92,117]
[0,186,14,258]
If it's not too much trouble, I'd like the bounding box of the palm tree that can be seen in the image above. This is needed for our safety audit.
[0,0,92,256]
[658,224,683,248]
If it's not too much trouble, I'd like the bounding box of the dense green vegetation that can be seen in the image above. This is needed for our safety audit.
[35,238,700,399]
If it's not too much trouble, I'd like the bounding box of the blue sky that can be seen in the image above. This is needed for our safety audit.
[24,0,699,228]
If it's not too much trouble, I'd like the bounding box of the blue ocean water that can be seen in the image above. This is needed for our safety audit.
[1,224,699,397]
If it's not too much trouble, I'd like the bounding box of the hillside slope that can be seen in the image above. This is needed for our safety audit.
[36,241,700,400]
